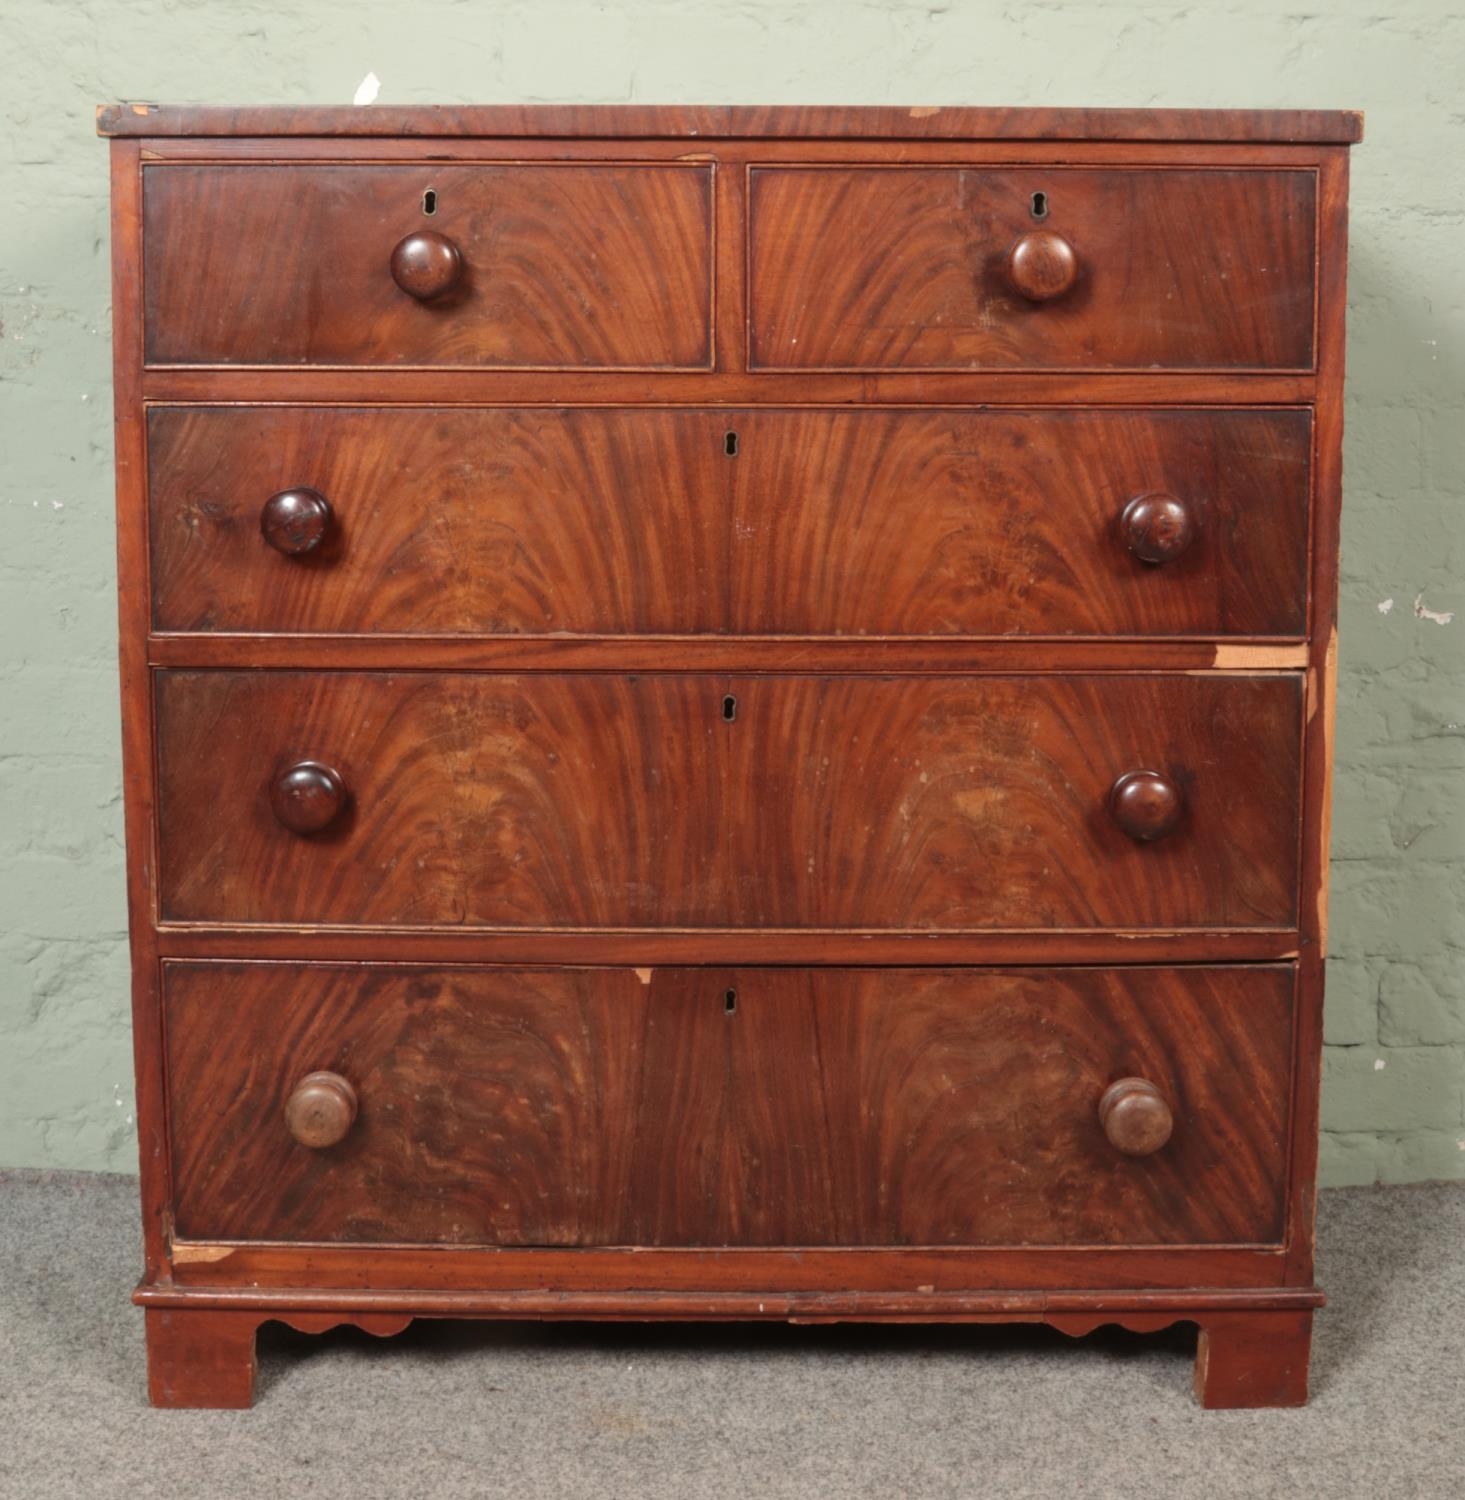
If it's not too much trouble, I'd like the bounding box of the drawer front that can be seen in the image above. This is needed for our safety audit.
[749,167,1316,370]
[143,164,714,368]
[165,962,1293,1247]
[729,408,1311,637]
[149,406,1310,640]
[155,671,1301,930]
[148,408,725,634]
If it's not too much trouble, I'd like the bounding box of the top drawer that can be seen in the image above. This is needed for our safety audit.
[749,167,1316,371]
[142,164,714,368]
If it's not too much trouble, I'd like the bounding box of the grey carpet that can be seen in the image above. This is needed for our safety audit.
[0,1174,1460,1499]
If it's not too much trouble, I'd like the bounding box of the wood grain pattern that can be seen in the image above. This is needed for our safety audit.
[103,108,1356,1410]
[728,408,1310,637]
[153,670,1302,930]
[97,103,1364,143]
[725,673,1301,931]
[149,405,1309,639]
[147,407,725,633]
[750,168,1316,370]
[163,961,1293,1247]
[143,164,713,368]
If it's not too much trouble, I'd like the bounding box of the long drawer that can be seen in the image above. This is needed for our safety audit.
[749,166,1317,370]
[164,961,1294,1247]
[154,671,1302,930]
[147,406,1311,638]
[142,163,715,368]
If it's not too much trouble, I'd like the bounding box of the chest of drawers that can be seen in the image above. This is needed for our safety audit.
[99,103,1360,1409]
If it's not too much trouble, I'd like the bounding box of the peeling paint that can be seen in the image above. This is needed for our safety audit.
[1413,593,1454,626]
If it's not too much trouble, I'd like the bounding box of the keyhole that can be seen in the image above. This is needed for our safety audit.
[422,188,438,216]
[722,695,737,722]
[724,989,737,1015]
[1030,190,1048,220]
[724,430,739,458]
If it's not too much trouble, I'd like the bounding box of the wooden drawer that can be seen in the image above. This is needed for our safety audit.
[148,406,1310,639]
[142,164,714,368]
[147,407,725,634]
[154,671,1301,930]
[164,961,1293,1247]
[749,167,1316,370]
[728,408,1311,637]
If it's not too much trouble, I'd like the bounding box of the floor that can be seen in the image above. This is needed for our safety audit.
[1,1175,1461,1500]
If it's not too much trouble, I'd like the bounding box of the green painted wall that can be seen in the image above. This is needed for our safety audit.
[1,0,1460,1181]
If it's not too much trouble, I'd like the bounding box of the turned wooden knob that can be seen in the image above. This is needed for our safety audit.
[260,487,332,556]
[1005,230,1078,302]
[270,761,347,835]
[1099,1077,1174,1156]
[1109,770,1183,841]
[1121,492,1197,565]
[390,231,463,300]
[285,1071,358,1149]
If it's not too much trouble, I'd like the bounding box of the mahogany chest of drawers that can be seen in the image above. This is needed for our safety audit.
[98,103,1361,1409]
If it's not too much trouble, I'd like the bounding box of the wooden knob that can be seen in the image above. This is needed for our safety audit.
[260,487,332,556]
[285,1071,357,1149]
[1121,492,1197,565]
[270,761,347,835]
[390,231,463,300]
[1109,770,1183,841]
[1099,1077,1174,1156]
[1005,230,1078,302]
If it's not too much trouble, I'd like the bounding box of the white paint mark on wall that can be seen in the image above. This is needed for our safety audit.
[1374,1058,1387,1071]
[353,71,381,106]
[1377,598,1395,614]
[1413,593,1455,625]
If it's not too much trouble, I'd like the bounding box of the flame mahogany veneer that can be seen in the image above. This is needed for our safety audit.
[100,104,1358,1410]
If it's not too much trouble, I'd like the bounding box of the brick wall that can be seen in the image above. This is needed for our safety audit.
[0,0,1460,1180]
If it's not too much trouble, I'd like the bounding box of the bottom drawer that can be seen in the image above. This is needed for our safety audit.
[164,962,1293,1248]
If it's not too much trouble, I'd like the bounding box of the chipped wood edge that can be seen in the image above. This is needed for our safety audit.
[1309,625,1339,952]
[1211,644,1310,670]
[171,1242,238,1265]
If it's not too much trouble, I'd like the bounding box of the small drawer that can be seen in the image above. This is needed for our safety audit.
[164,961,1293,1247]
[147,406,1310,640]
[749,167,1316,370]
[142,163,714,368]
[154,670,1302,930]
